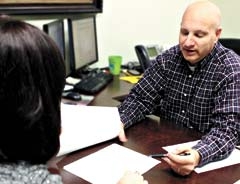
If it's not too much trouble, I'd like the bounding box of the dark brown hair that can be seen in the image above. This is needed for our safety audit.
[0,16,66,164]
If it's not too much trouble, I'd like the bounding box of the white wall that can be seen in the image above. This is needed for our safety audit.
[211,0,240,37]
[26,0,240,68]
[96,0,190,67]
[96,0,240,67]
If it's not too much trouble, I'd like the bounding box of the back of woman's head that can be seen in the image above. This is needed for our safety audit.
[0,16,66,164]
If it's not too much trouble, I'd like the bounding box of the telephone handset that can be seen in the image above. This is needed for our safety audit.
[135,44,162,71]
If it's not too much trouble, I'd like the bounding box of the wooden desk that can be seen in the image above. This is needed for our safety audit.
[51,76,240,184]
[88,75,133,107]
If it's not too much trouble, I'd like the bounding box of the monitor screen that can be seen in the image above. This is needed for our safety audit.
[43,19,71,77]
[68,15,98,75]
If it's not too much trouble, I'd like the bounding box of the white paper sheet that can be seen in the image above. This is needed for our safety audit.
[163,140,240,173]
[57,104,121,156]
[64,143,160,184]
[234,179,240,184]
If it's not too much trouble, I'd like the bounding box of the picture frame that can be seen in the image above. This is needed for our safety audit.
[0,0,102,15]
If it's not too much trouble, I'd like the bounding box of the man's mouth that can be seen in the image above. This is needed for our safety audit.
[183,48,196,56]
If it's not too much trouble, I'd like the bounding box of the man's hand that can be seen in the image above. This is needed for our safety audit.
[118,123,128,142]
[162,146,200,176]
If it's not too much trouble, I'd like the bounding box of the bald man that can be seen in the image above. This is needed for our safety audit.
[118,0,240,176]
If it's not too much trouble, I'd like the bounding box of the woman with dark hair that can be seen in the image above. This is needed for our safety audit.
[0,16,148,184]
[0,16,65,183]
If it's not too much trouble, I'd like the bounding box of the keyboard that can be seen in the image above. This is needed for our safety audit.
[73,71,113,94]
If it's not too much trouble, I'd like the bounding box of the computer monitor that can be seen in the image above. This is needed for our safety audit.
[43,19,71,77]
[68,15,98,76]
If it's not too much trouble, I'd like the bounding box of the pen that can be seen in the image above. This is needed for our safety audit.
[149,152,191,158]
[63,101,78,105]
[149,153,167,158]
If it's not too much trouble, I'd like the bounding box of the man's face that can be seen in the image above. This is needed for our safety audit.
[179,14,220,64]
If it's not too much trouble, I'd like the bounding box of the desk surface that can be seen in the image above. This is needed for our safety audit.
[50,76,240,184]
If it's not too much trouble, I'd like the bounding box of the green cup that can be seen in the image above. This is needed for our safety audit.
[108,55,122,75]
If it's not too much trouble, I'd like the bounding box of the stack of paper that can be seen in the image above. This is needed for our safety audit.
[57,104,121,156]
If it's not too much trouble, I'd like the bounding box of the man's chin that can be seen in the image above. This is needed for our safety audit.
[183,55,200,64]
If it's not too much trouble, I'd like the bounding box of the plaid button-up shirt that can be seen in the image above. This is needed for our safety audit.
[118,42,240,166]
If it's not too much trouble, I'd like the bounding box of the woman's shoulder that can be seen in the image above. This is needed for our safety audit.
[0,161,63,184]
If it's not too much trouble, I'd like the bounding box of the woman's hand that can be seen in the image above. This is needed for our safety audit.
[117,171,148,184]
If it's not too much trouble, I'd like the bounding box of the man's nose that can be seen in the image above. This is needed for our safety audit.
[184,35,195,47]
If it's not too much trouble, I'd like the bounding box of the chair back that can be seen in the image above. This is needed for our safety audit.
[219,38,240,56]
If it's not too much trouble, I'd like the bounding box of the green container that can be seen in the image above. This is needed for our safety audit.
[108,55,122,75]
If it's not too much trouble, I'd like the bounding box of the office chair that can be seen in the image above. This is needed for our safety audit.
[219,38,240,56]
[135,45,152,71]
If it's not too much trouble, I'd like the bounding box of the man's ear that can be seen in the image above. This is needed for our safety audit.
[215,27,222,41]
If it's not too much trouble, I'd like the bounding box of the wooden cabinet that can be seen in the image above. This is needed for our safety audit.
[0,0,102,15]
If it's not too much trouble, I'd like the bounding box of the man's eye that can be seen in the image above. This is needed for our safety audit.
[195,33,205,38]
[181,31,189,36]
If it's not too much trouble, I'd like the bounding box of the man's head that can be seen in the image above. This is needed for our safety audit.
[179,0,222,64]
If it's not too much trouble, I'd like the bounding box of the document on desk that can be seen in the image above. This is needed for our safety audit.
[234,180,240,184]
[163,140,240,173]
[119,76,141,84]
[57,104,121,156]
[64,143,160,184]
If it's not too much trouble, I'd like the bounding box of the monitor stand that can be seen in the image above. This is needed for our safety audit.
[71,67,99,79]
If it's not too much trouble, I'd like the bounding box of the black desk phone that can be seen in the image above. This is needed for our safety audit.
[135,44,162,71]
